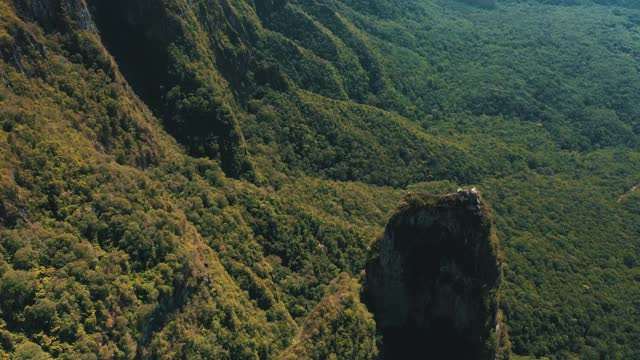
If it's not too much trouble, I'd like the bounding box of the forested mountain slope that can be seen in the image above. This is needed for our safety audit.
[1,0,639,358]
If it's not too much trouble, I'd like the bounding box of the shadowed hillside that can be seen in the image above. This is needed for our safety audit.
[1,0,640,358]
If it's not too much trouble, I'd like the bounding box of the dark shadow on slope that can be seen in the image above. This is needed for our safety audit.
[89,0,254,179]
[90,0,169,112]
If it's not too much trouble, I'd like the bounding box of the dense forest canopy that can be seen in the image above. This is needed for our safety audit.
[0,0,639,358]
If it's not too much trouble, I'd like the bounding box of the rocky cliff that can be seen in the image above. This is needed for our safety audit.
[366,190,510,359]
[12,0,94,31]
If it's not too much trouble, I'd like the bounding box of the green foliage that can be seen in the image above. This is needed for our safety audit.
[0,270,36,324]
[2,0,640,358]
[282,274,378,360]
[13,341,51,360]
[244,90,479,186]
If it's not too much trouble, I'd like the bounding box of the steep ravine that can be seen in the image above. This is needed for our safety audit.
[366,190,510,359]
[87,0,256,179]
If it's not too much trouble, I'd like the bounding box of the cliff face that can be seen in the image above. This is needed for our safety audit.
[12,0,94,31]
[366,190,509,359]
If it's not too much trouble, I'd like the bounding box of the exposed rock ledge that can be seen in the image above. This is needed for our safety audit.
[365,189,510,359]
[13,0,95,32]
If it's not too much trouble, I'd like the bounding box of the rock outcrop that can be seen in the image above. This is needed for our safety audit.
[2,25,46,74]
[366,190,509,359]
[13,0,95,31]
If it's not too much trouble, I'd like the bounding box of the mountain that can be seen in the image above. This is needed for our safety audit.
[1,0,640,358]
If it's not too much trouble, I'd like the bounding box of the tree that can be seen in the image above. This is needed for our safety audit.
[0,270,36,324]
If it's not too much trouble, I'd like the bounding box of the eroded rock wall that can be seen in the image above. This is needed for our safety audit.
[366,190,509,359]
[12,0,94,31]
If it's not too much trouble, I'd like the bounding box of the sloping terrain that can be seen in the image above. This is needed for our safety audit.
[1,0,640,358]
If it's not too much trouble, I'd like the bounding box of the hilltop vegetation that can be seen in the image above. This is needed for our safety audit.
[0,0,639,358]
